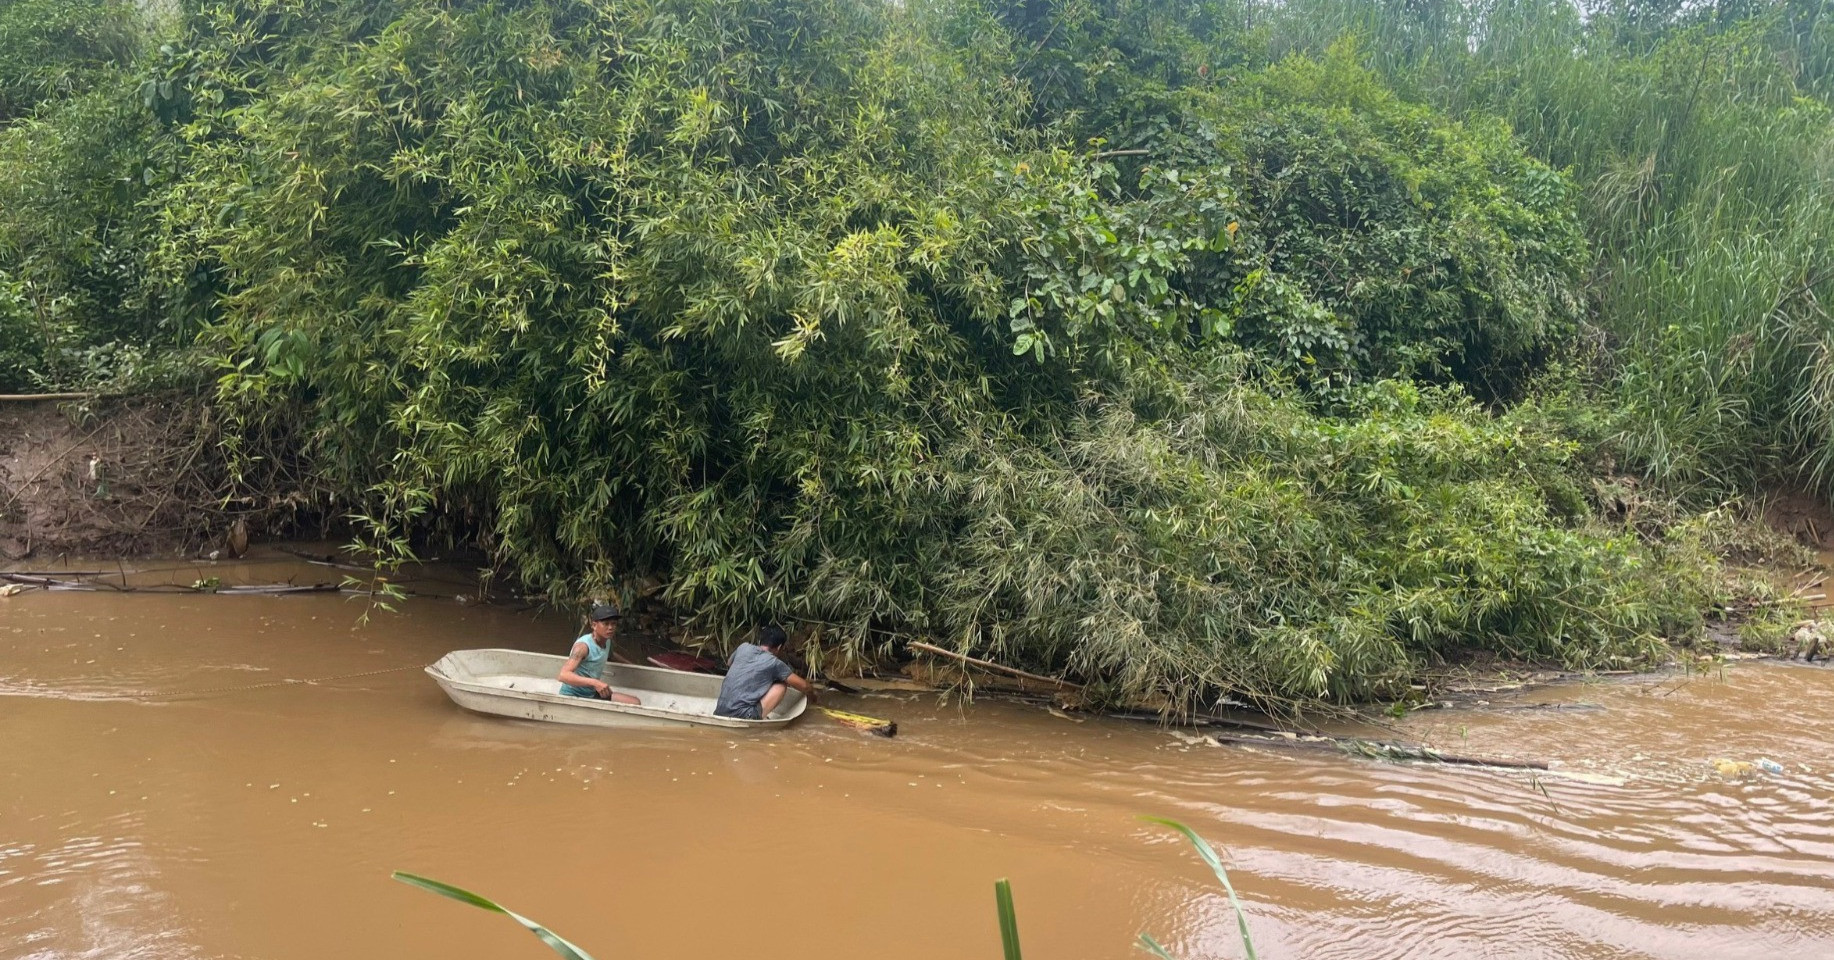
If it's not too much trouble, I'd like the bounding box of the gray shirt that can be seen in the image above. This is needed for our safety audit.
[714,643,793,719]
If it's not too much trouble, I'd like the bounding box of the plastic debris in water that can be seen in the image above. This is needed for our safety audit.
[1757,758,1785,775]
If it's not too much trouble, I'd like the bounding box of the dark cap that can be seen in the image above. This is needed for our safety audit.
[588,603,621,622]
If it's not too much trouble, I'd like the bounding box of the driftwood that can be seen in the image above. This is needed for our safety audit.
[213,583,340,595]
[1,573,66,586]
[907,640,1083,689]
[1,572,339,595]
[277,547,374,571]
[903,641,1312,733]
[1211,732,1551,770]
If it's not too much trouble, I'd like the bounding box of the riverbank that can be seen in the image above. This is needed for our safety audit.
[3,394,1826,719]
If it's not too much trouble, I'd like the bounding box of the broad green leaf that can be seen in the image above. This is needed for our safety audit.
[1138,818,1257,960]
[391,872,599,960]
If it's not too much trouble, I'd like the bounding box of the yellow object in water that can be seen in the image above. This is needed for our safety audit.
[819,707,897,738]
[1712,759,1755,779]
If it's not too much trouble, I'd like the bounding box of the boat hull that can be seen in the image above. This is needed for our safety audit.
[425,648,803,730]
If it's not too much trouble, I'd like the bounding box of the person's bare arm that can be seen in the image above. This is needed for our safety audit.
[785,672,818,704]
[557,643,611,696]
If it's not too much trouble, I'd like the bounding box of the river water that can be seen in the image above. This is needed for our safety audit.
[3,555,1832,959]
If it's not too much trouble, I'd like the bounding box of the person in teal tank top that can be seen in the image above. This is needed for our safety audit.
[557,603,640,703]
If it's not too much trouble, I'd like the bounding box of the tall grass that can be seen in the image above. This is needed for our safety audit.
[1270,0,1834,502]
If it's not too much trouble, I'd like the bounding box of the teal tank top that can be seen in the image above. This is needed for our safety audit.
[559,634,609,697]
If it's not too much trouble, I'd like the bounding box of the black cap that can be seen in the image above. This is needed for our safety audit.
[588,603,621,622]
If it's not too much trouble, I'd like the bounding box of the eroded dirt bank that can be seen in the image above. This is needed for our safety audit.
[0,394,316,561]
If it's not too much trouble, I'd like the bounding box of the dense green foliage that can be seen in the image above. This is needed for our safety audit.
[1272,0,1834,497]
[0,0,181,390]
[0,0,139,123]
[1166,45,1589,396]
[1,0,1821,711]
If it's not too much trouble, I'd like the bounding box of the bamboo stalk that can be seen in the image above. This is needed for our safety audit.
[0,393,95,401]
[903,647,1302,732]
[907,640,1082,689]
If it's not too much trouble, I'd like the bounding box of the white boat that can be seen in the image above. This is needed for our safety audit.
[425,648,806,729]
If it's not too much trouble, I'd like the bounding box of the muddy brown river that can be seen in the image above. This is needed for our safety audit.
[4,555,1833,959]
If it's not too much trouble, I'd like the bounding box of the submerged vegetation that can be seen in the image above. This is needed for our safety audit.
[1,0,1827,712]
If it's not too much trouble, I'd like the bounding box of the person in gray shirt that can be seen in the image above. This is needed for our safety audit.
[713,625,817,720]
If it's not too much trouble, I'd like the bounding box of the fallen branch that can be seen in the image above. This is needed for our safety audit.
[1103,708,1293,735]
[277,547,374,570]
[877,647,1303,732]
[214,583,339,595]
[1,573,340,595]
[1,573,64,586]
[0,392,95,401]
[907,640,1083,689]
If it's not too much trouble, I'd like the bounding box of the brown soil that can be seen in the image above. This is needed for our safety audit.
[1762,487,1834,549]
[0,393,320,561]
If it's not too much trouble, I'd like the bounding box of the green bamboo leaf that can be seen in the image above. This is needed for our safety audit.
[1136,932,1179,959]
[392,872,599,960]
[994,878,1022,960]
[1138,817,1257,960]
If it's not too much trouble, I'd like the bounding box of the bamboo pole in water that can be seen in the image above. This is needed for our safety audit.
[907,640,1083,689]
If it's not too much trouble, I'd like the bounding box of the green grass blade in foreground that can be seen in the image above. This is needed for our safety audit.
[392,871,598,960]
[994,878,1022,960]
[1139,817,1258,960]
[1136,932,1179,959]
